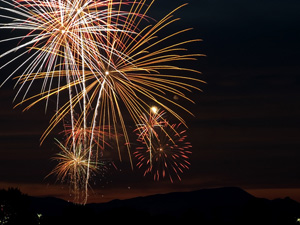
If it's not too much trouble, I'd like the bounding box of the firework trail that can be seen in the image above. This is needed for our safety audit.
[134,122,192,183]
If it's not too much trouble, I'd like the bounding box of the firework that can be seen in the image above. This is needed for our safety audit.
[134,122,192,183]
[48,139,100,203]
[56,114,120,203]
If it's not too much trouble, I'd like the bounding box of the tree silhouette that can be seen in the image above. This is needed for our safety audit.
[0,188,39,225]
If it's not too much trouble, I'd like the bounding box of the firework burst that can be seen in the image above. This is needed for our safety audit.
[48,139,100,203]
[134,122,192,183]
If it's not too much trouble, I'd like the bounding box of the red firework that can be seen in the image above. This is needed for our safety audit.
[133,122,192,183]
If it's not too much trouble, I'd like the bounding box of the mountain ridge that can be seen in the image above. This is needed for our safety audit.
[87,187,256,214]
[26,186,300,224]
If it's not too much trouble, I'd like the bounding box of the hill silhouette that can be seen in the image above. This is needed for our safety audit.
[87,187,300,224]
[1,187,300,224]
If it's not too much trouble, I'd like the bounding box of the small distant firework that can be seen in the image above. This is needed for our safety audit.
[48,139,100,203]
[134,122,192,183]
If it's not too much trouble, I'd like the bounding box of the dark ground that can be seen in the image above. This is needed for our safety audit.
[1,187,300,225]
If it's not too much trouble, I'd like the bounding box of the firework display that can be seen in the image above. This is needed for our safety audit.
[0,0,202,204]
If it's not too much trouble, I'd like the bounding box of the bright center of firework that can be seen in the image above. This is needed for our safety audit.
[59,27,66,34]
[105,71,110,75]
[151,106,158,114]
[159,147,163,152]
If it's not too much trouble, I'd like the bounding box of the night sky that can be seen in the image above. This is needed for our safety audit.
[0,0,300,203]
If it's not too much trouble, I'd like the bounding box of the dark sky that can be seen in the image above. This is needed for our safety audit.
[0,0,300,203]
